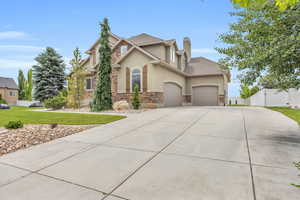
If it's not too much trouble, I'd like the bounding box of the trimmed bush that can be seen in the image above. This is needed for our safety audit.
[132,84,141,110]
[5,120,23,129]
[44,94,66,110]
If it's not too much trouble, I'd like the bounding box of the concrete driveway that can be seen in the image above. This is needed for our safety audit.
[0,107,299,200]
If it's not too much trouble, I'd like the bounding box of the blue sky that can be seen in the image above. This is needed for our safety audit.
[0,0,240,96]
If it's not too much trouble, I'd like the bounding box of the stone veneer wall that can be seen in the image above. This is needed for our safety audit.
[113,92,164,108]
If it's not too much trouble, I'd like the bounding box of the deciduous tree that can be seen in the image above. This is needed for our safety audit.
[216,2,300,89]
[67,48,85,108]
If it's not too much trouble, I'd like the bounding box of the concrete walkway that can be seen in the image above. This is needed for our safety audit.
[0,107,299,200]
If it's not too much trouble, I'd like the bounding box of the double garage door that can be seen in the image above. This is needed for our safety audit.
[164,83,219,107]
[192,86,218,106]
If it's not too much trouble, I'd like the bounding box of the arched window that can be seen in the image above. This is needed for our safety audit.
[132,69,141,91]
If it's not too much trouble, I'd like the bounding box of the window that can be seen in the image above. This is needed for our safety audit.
[120,45,128,56]
[132,69,141,91]
[86,78,92,90]
[170,47,175,62]
[9,91,15,96]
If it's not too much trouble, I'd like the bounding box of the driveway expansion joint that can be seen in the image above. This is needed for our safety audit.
[101,110,210,200]
[242,109,257,200]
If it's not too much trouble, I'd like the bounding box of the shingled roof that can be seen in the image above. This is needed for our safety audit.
[0,77,18,89]
[128,33,164,46]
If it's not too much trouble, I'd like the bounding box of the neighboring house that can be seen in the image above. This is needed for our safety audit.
[80,32,230,107]
[0,77,18,105]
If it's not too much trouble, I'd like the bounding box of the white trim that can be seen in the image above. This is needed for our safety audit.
[120,45,128,56]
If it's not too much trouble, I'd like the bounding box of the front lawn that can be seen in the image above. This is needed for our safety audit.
[267,107,300,125]
[0,106,125,127]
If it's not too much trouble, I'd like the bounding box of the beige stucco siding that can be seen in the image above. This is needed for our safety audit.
[142,44,165,60]
[149,64,186,94]
[186,75,225,96]
[0,88,18,105]
[118,49,152,93]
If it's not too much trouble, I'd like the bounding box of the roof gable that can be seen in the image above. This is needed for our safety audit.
[186,57,225,76]
[128,33,164,46]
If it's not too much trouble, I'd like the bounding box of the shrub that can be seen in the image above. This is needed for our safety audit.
[44,94,66,110]
[132,84,141,110]
[5,120,23,129]
[0,94,7,104]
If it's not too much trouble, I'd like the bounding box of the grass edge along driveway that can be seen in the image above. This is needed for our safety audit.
[267,107,300,125]
[0,106,126,127]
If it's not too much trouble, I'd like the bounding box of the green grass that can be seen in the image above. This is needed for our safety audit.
[267,107,300,125]
[0,106,126,127]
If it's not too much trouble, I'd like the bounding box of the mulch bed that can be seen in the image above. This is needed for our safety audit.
[0,124,96,156]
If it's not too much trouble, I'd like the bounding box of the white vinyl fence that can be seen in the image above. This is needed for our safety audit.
[228,97,249,105]
[248,88,300,108]
[16,100,40,107]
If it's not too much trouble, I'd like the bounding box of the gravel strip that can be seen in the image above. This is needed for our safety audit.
[0,124,96,156]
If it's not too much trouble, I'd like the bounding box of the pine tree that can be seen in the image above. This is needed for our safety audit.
[18,69,26,100]
[132,84,141,109]
[33,47,66,102]
[67,47,85,109]
[91,18,113,111]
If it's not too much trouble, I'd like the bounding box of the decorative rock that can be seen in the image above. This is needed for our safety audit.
[113,100,130,111]
[0,124,95,156]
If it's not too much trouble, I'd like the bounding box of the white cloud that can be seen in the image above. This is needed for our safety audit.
[0,45,44,52]
[0,58,35,69]
[192,48,217,54]
[0,31,27,40]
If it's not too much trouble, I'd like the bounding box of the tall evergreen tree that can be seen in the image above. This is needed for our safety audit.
[18,69,26,100]
[67,47,85,108]
[25,69,33,101]
[91,18,112,111]
[33,47,66,102]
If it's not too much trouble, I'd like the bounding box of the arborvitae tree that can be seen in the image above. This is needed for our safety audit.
[33,47,66,102]
[25,69,33,101]
[91,18,113,111]
[67,47,85,109]
[18,69,26,100]
[132,84,141,109]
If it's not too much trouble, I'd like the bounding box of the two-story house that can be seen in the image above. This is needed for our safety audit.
[80,32,230,107]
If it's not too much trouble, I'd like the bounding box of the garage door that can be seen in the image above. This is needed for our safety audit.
[192,86,218,106]
[164,82,182,107]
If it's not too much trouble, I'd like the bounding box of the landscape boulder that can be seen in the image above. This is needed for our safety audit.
[113,100,130,111]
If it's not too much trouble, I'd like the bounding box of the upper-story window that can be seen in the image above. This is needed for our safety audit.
[86,77,93,90]
[132,69,141,91]
[120,45,128,56]
[170,47,175,63]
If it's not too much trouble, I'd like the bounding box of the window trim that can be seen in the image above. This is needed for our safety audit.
[130,67,142,92]
[85,77,93,91]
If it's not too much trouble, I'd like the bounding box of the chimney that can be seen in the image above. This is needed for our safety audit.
[183,37,191,61]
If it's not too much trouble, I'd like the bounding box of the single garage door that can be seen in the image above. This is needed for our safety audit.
[164,82,182,107]
[192,86,218,106]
